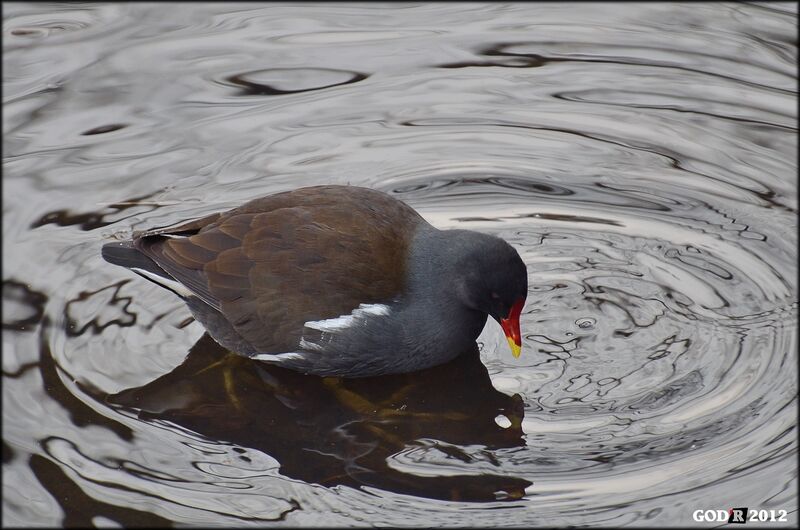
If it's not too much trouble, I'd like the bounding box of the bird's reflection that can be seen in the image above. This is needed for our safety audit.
[107,334,530,502]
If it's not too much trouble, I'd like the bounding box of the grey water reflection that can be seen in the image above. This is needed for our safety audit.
[3,1,797,527]
[106,334,529,503]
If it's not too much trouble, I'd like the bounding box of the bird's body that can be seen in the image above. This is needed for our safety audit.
[102,185,527,377]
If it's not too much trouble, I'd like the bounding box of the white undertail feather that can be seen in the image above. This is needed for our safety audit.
[131,267,193,297]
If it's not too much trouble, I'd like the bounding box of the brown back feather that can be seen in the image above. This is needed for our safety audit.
[134,186,425,353]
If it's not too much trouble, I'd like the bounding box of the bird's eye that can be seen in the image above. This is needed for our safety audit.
[491,292,500,299]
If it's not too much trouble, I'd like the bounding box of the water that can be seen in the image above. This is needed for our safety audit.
[3,2,797,526]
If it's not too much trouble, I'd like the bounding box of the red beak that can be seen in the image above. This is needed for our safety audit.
[500,298,525,358]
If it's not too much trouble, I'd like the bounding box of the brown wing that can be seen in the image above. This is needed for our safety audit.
[134,186,425,353]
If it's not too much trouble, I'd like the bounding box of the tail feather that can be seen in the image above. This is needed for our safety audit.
[102,240,195,298]
[102,241,167,279]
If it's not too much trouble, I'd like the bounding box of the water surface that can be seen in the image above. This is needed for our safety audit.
[3,2,797,527]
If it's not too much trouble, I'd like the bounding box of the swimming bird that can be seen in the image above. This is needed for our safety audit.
[102,185,527,377]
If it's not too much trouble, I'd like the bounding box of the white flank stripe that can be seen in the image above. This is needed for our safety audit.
[252,352,305,362]
[299,337,324,352]
[304,303,391,332]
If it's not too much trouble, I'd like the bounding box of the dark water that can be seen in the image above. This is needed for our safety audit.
[3,2,797,527]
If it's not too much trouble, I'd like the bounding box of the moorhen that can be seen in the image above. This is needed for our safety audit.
[102,185,528,377]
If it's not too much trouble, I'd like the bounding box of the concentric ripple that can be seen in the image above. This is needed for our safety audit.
[3,1,796,527]
[374,173,796,520]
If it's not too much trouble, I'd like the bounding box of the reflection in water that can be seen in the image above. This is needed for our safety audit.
[29,452,173,528]
[2,279,47,331]
[224,68,370,96]
[63,280,137,337]
[106,334,529,502]
[3,1,796,526]
[30,191,162,232]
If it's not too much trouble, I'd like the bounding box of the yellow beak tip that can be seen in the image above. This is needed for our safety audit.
[506,337,522,358]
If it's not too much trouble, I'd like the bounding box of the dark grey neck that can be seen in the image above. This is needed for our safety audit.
[394,226,490,362]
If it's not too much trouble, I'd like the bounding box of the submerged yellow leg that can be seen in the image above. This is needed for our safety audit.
[223,364,241,410]
[321,377,468,421]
